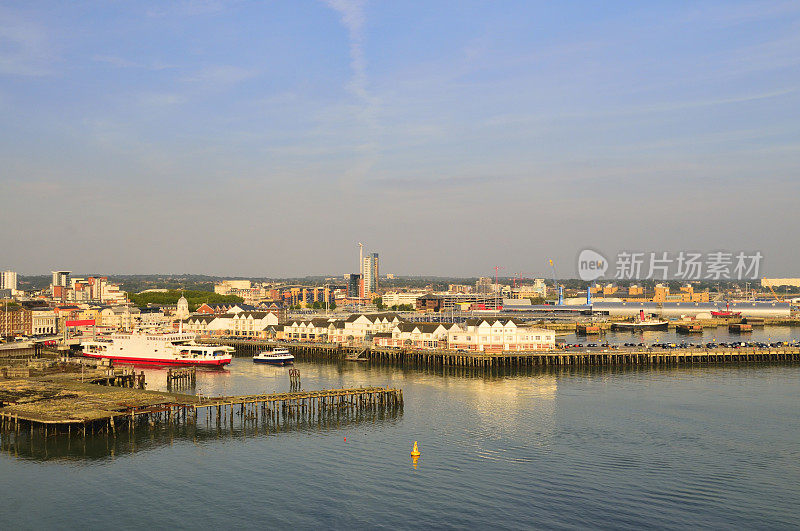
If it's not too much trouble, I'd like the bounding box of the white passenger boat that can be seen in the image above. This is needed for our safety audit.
[253,348,294,366]
[82,329,234,367]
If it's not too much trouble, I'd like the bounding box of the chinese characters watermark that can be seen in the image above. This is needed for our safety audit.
[577,250,763,281]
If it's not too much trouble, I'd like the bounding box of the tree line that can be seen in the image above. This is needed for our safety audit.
[128,290,243,311]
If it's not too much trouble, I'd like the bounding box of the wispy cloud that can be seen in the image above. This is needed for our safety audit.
[322,0,382,186]
[0,8,52,76]
[127,65,255,110]
[146,0,231,18]
[182,65,257,90]
[483,88,798,128]
[93,55,175,71]
[687,0,800,26]
[324,0,367,99]
[137,92,187,107]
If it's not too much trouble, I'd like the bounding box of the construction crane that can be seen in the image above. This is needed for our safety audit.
[549,259,563,305]
[765,280,784,302]
[493,266,504,311]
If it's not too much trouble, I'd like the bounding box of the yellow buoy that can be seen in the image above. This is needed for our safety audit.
[411,441,421,456]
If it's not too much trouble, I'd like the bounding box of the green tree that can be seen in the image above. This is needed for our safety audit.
[128,290,243,312]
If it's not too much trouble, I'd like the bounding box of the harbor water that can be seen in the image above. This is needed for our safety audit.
[2,342,800,529]
[564,325,799,346]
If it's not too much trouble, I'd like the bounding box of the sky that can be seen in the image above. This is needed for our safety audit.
[1,0,799,278]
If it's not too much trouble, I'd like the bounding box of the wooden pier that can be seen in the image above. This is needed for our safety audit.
[0,374,402,442]
[202,338,800,370]
[87,368,146,388]
[166,367,196,390]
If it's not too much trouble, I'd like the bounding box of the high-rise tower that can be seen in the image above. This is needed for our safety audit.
[362,253,379,295]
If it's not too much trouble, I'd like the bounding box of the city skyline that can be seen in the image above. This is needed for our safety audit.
[2,1,799,276]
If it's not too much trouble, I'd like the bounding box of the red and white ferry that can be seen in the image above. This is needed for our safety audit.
[81,329,234,367]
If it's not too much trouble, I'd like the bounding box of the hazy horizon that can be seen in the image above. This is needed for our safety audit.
[2,1,799,278]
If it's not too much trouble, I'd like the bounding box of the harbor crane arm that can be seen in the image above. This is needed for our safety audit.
[766,283,784,302]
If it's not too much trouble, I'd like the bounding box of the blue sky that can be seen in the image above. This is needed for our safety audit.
[1,1,799,277]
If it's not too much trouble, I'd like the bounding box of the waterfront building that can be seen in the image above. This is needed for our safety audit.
[321,313,404,344]
[373,322,456,349]
[183,315,216,334]
[206,311,280,338]
[343,312,402,338]
[447,318,556,353]
[282,318,336,341]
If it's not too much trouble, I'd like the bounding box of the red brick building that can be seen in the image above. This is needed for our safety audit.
[0,307,33,337]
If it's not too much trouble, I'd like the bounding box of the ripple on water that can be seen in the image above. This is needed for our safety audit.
[2,360,800,529]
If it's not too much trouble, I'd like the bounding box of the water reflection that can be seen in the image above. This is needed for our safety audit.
[566,325,798,345]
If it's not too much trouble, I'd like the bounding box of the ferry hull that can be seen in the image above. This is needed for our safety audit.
[82,352,231,367]
[253,357,294,366]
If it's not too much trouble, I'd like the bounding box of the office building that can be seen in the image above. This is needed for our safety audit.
[348,273,362,298]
